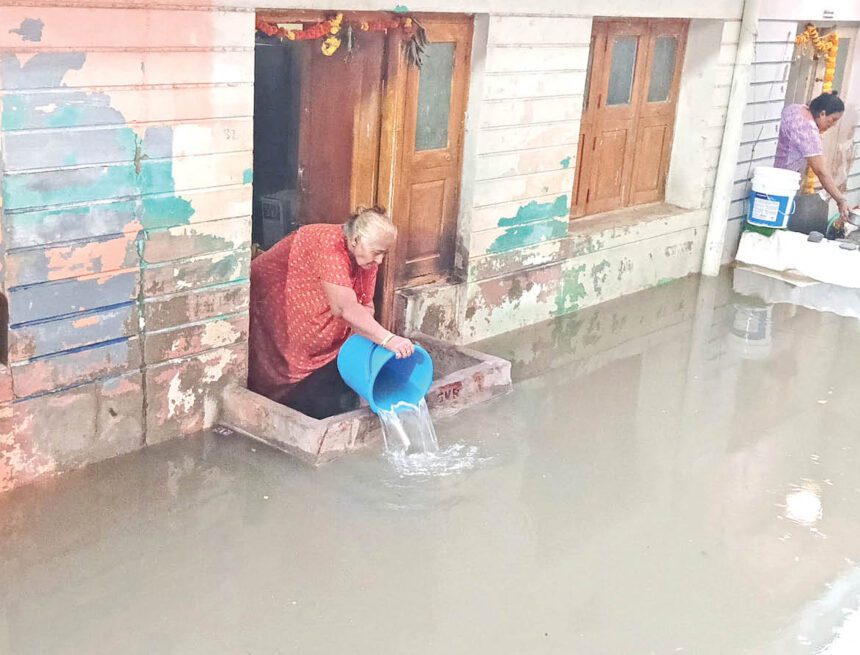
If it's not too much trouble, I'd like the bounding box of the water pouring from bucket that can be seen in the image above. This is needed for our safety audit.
[337,335,438,455]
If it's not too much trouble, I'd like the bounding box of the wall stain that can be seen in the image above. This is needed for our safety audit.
[590,259,610,296]
[488,195,569,254]
[9,18,44,42]
[553,264,586,316]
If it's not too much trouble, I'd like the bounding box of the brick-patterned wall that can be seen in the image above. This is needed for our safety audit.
[0,6,254,491]
[849,114,860,204]
[721,19,797,261]
[468,15,589,261]
[704,21,742,210]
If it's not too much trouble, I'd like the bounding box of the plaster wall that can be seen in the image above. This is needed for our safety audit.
[401,15,743,344]
[0,4,254,491]
[0,0,748,491]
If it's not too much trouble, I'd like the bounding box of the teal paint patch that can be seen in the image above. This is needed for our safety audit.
[1,53,194,231]
[560,156,572,169]
[488,195,570,254]
[394,5,410,12]
[140,195,195,231]
[498,195,568,228]
[656,277,673,286]
[1,95,87,131]
[488,219,568,254]
[243,168,254,185]
[6,201,138,250]
[209,253,244,281]
[554,265,587,316]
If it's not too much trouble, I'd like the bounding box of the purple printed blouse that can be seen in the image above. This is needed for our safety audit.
[774,104,823,172]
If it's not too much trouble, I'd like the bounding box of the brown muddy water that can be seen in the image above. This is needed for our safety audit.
[2,270,860,654]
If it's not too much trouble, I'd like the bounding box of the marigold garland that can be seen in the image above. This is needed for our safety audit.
[795,23,839,193]
[255,14,425,64]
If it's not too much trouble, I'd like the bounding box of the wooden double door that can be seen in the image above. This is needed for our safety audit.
[284,14,472,325]
[572,19,687,218]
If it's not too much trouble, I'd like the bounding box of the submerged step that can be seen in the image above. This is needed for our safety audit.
[219,333,512,465]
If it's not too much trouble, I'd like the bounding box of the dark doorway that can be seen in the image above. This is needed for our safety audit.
[252,32,302,249]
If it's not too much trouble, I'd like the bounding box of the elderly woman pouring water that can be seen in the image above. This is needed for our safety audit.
[248,207,414,419]
[774,91,851,227]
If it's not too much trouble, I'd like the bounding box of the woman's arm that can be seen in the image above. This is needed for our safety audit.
[322,282,414,359]
[807,155,850,222]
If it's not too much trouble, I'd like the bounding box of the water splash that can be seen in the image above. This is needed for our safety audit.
[377,399,487,477]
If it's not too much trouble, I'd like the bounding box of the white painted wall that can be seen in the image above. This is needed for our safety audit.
[467,15,589,262]
[666,20,736,210]
[759,0,860,22]
[95,0,744,20]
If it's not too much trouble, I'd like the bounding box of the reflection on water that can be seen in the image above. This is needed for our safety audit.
[2,269,860,655]
[784,483,823,528]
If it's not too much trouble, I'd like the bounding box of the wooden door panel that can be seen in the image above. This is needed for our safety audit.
[581,21,647,215]
[592,129,629,201]
[297,34,384,225]
[297,49,355,224]
[392,18,472,286]
[405,178,451,278]
[630,122,668,202]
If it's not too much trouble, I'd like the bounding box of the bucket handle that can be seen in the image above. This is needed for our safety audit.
[368,343,379,382]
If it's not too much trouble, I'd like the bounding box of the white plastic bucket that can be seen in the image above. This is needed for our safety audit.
[747,166,801,229]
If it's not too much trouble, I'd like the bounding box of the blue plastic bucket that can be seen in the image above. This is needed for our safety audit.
[747,166,800,228]
[337,335,434,414]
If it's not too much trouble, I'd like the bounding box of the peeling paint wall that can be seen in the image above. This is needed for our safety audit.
[400,15,741,345]
[0,6,253,492]
[0,2,749,492]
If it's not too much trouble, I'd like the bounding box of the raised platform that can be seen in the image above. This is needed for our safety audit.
[218,334,512,464]
[735,230,860,288]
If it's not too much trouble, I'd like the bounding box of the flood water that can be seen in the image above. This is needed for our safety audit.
[3,270,860,654]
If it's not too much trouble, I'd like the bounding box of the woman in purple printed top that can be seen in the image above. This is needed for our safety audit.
[774,91,850,226]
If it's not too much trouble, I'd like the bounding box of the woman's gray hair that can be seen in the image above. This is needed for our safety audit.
[343,206,397,246]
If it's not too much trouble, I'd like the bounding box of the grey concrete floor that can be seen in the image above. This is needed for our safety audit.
[2,270,860,654]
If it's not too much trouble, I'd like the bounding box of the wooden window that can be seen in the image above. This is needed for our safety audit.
[572,19,687,218]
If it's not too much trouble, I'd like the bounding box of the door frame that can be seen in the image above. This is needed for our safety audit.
[255,11,472,329]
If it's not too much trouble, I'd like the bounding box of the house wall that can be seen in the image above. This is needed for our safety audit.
[0,0,747,492]
[399,16,742,344]
[0,6,254,492]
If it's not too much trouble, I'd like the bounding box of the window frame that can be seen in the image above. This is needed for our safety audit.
[571,18,688,219]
